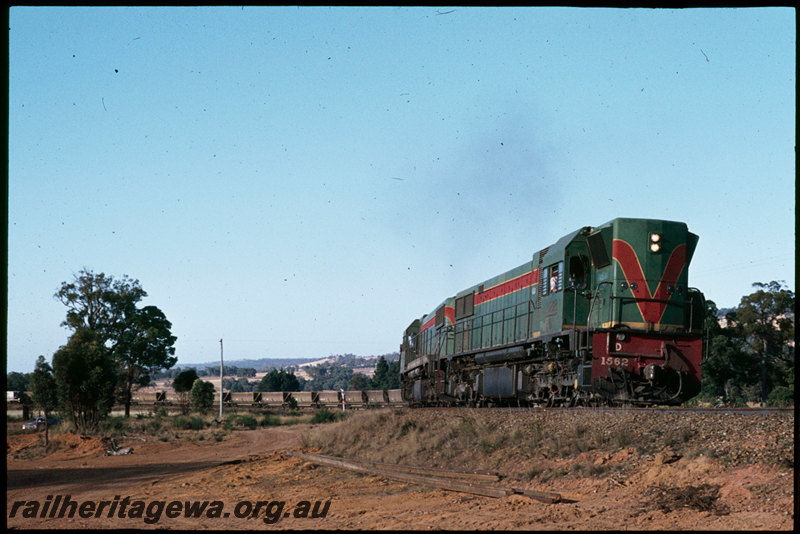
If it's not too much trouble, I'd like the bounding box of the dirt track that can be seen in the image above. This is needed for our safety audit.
[7,427,299,495]
[6,412,795,530]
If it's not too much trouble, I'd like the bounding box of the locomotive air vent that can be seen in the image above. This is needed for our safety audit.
[538,247,550,261]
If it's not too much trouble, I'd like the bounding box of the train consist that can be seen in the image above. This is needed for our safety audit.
[7,389,404,410]
[400,218,706,407]
[7,389,404,412]
[130,389,404,410]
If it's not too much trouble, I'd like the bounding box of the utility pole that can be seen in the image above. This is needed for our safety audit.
[219,338,224,420]
[761,337,767,407]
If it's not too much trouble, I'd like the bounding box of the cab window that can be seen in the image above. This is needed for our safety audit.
[543,262,563,295]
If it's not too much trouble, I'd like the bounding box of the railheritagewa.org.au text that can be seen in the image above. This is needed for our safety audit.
[9,495,331,525]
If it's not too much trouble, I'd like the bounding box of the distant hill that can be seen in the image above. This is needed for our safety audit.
[176,357,317,372]
[176,352,399,373]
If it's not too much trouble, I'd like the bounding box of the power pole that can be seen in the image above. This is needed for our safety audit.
[761,337,767,406]
[219,338,224,419]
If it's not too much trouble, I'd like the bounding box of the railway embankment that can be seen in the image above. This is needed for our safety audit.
[304,407,794,478]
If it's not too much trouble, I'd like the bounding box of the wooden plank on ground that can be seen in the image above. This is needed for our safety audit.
[286,451,561,503]
[310,453,501,482]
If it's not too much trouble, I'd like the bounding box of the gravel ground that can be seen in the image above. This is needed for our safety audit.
[7,408,794,530]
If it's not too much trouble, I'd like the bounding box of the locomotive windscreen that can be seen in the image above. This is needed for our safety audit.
[586,230,611,268]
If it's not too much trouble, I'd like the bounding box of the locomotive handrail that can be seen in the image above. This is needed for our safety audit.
[566,285,590,357]
[454,300,531,354]
[586,281,612,331]
[687,287,708,360]
[611,295,692,305]
[611,295,694,330]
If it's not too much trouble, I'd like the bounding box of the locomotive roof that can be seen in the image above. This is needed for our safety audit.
[435,217,695,310]
[592,216,688,231]
[454,225,591,299]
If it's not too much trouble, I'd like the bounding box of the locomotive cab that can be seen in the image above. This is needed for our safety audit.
[400,319,420,370]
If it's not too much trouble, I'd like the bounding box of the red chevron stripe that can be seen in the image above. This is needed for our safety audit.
[612,240,687,324]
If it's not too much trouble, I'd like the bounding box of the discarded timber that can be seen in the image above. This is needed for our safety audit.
[286,451,561,503]
[308,452,501,483]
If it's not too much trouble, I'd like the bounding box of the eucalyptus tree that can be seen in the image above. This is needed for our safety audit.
[52,328,117,433]
[55,269,177,417]
[29,355,58,444]
[735,281,794,403]
[173,369,200,414]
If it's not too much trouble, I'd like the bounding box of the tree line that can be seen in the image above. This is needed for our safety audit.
[153,365,258,380]
[253,356,401,393]
[176,356,401,395]
[697,281,794,407]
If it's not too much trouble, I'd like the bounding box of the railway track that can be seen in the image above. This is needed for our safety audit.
[9,386,790,416]
[417,405,794,415]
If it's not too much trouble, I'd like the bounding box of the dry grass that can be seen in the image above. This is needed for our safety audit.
[7,409,319,456]
[306,409,617,468]
[303,409,563,471]
[301,407,795,481]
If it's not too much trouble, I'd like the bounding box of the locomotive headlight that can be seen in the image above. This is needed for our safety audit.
[617,332,627,342]
[649,233,661,253]
[644,363,661,382]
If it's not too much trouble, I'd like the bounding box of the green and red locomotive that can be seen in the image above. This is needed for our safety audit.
[399,218,706,406]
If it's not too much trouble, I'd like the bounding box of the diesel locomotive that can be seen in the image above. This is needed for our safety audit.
[399,218,706,407]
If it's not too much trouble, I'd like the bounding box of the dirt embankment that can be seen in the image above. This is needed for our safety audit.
[6,409,795,530]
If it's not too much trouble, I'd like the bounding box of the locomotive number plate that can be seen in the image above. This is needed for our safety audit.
[600,357,629,367]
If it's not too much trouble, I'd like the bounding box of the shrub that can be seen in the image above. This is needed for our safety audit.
[189,416,205,430]
[173,416,190,430]
[767,386,794,407]
[260,414,281,427]
[147,418,163,433]
[102,416,126,432]
[311,408,342,424]
[237,414,257,429]
[171,416,204,431]
[399,419,417,437]
[189,380,215,414]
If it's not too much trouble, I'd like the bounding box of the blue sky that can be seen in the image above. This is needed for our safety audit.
[7,7,795,373]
